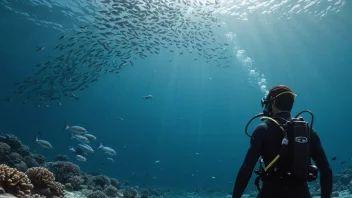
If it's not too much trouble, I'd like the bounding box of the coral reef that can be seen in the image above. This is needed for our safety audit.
[123,188,138,198]
[26,167,55,187]
[25,167,64,198]
[103,185,118,197]
[87,190,107,198]
[81,189,94,196]
[47,181,65,197]
[0,135,22,150]
[23,156,40,169]
[31,154,45,165]
[0,164,33,196]
[109,178,121,189]
[140,188,151,197]
[68,176,83,191]
[16,145,31,157]
[46,161,80,184]
[92,175,110,189]
[149,188,161,196]
[0,143,11,158]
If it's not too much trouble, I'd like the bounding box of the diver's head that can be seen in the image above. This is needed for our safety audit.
[261,85,296,117]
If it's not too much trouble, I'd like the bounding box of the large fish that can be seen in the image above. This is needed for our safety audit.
[65,122,87,135]
[78,143,94,154]
[71,134,90,144]
[35,137,53,149]
[98,143,116,155]
[84,133,96,141]
[76,155,87,162]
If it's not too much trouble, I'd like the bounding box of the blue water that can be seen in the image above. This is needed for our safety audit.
[0,0,351,195]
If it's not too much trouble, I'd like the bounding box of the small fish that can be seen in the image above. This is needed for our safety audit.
[71,94,79,100]
[98,143,116,155]
[143,95,153,99]
[80,25,89,30]
[107,157,115,163]
[332,157,336,161]
[36,46,45,52]
[76,155,87,162]
[69,146,76,153]
[118,118,124,121]
[78,143,94,154]
[341,161,346,165]
[35,137,53,149]
[59,35,68,40]
[212,176,216,179]
[71,134,90,144]
[84,134,96,141]
[65,122,87,135]
[155,160,160,164]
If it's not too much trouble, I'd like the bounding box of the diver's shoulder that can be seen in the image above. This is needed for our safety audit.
[253,123,268,133]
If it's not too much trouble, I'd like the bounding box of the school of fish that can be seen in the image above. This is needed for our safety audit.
[36,121,116,163]
[5,0,234,107]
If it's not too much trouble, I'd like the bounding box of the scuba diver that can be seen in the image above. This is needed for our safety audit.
[232,85,332,198]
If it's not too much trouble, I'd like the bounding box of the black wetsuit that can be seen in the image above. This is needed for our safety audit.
[232,112,332,198]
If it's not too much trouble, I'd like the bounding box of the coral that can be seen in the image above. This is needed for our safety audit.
[47,181,65,197]
[0,186,5,194]
[109,178,121,189]
[87,190,107,198]
[0,134,22,150]
[16,145,31,157]
[65,183,73,191]
[13,161,28,172]
[123,188,137,198]
[68,176,83,191]
[80,173,91,185]
[0,164,33,196]
[23,156,40,168]
[140,188,150,196]
[26,167,65,197]
[92,175,110,189]
[103,185,118,197]
[31,154,45,165]
[149,188,161,196]
[6,152,23,164]
[31,194,45,198]
[0,142,11,157]
[81,189,94,196]
[54,155,69,162]
[47,161,80,183]
[26,167,55,187]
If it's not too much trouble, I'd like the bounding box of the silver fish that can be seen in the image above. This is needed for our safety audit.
[107,157,115,163]
[84,134,96,141]
[76,155,87,162]
[65,122,87,135]
[69,146,76,153]
[143,95,153,99]
[78,143,94,154]
[71,134,90,144]
[35,137,53,149]
[98,143,116,155]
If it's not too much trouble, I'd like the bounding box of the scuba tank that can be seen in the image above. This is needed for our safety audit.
[245,110,318,192]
